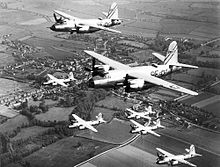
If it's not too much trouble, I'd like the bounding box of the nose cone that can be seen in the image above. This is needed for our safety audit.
[88,78,95,88]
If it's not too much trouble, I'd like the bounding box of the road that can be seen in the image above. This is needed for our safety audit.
[80,126,220,167]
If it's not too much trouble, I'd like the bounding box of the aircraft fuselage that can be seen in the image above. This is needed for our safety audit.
[90,64,181,89]
[50,18,121,33]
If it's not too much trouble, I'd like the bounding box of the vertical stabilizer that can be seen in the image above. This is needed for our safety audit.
[164,41,178,65]
[96,113,106,123]
[68,72,75,81]
[107,2,118,19]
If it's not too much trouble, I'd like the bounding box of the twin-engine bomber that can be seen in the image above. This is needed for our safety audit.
[50,2,121,34]
[84,41,199,96]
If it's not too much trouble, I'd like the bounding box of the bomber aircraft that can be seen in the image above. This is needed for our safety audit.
[69,113,106,132]
[50,2,121,34]
[156,145,202,166]
[84,41,198,95]
[130,119,165,137]
[126,108,151,120]
[43,72,76,87]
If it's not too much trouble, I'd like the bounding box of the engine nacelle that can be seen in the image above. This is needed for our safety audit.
[112,19,122,25]
[94,65,110,73]
[171,160,179,165]
[129,79,145,89]
[79,125,85,129]
[141,130,147,135]
[77,26,90,32]
[136,115,141,119]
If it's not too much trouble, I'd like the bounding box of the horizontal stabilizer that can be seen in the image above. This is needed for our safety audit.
[102,12,108,17]
[152,52,165,62]
[171,63,198,69]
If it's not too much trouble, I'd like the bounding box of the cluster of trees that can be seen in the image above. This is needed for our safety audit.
[1,124,75,167]
[162,101,215,127]
[71,89,108,121]
[20,100,49,120]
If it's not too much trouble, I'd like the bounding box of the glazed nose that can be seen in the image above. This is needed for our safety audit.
[50,25,56,30]
[88,78,94,88]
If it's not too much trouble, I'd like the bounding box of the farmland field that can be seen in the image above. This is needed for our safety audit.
[36,106,75,122]
[11,126,50,141]
[181,92,214,105]
[0,115,29,133]
[96,96,134,111]
[77,118,134,144]
[203,101,220,118]
[24,136,116,167]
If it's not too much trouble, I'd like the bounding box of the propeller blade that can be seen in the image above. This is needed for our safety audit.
[123,74,130,92]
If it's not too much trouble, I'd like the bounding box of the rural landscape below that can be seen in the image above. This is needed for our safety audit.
[0,0,219,167]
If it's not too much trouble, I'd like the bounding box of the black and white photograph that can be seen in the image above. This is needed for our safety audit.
[0,0,219,167]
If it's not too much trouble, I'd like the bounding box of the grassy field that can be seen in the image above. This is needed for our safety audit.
[188,67,220,78]
[0,115,29,133]
[0,78,30,96]
[36,106,75,122]
[182,92,214,104]
[203,101,220,118]
[11,126,50,141]
[24,136,116,167]
[77,118,134,144]
[96,96,134,111]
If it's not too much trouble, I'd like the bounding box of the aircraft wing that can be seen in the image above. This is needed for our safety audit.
[156,148,175,157]
[145,129,161,137]
[54,10,78,20]
[84,50,130,70]
[72,114,98,132]
[88,24,121,33]
[127,109,136,115]
[141,115,151,120]
[128,72,198,96]
[43,80,54,85]
[130,119,143,128]
[173,158,197,167]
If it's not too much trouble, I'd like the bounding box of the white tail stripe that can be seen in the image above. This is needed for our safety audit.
[164,44,178,65]
[107,3,118,19]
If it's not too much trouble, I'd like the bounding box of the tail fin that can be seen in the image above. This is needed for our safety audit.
[145,105,152,113]
[164,41,178,65]
[68,72,75,81]
[189,145,195,155]
[106,2,118,19]
[156,119,165,128]
[96,113,106,123]
[188,145,202,157]
[163,41,198,68]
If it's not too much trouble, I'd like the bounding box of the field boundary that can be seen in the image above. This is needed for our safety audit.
[74,134,140,167]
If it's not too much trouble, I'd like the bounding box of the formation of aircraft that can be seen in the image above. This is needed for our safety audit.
[130,119,165,137]
[43,72,76,87]
[69,113,106,132]
[84,41,198,96]
[50,2,121,34]
[156,145,202,166]
[47,2,202,165]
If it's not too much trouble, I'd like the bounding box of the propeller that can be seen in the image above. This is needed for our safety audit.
[85,58,98,81]
[53,13,63,24]
[123,74,131,93]
[156,152,164,161]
